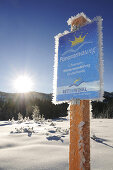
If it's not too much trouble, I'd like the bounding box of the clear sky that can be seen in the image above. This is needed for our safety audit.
[0,0,113,94]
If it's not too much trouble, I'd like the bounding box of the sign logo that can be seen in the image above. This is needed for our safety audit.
[69,33,88,47]
[69,78,84,87]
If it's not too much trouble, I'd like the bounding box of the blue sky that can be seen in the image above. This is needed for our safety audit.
[0,0,113,93]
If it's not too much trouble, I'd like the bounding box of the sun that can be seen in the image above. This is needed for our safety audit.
[13,75,33,93]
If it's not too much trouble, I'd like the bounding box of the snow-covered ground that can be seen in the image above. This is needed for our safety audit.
[91,119,113,170]
[0,118,113,170]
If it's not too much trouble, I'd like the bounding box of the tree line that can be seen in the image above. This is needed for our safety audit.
[0,91,113,120]
[0,94,68,120]
[92,91,113,118]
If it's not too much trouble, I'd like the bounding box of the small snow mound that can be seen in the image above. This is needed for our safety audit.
[49,122,56,126]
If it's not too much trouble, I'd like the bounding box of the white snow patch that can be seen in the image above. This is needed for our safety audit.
[0,118,113,169]
[67,12,91,26]
[53,30,69,104]
[78,121,85,129]
[78,121,85,169]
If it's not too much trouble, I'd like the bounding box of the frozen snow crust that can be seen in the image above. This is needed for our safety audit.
[0,118,113,170]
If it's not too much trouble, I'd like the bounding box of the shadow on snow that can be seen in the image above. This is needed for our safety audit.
[91,135,113,149]
[46,135,64,143]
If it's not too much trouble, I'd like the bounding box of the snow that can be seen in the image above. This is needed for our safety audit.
[0,118,113,170]
[53,30,69,104]
[67,12,91,26]
[0,118,69,170]
[91,119,113,170]
[78,121,85,129]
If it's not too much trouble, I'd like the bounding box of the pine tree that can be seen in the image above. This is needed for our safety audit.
[18,112,23,123]
[32,105,40,122]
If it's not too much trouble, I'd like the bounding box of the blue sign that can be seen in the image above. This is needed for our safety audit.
[54,18,103,102]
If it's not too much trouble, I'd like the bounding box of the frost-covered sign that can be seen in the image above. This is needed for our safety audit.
[53,18,103,103]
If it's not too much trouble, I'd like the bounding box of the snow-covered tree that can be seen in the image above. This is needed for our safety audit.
[11,117,15,123]
[32,105,40,122]
[18,112,23,123]
[27,116,30,122]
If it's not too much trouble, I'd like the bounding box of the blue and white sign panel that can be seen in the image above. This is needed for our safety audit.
[53,18,103,103]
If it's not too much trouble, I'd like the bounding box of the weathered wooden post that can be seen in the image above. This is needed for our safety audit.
[53,12,103,170]
[69,15,90,170]
[69,100,90,170]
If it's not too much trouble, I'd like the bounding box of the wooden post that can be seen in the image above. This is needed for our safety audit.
[69,16,90,170]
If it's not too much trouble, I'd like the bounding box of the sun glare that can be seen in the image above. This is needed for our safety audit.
[13,75,33,93]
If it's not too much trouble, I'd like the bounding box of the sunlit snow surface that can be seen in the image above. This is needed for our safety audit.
[0,118,113,170]
[91,119,113,170]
